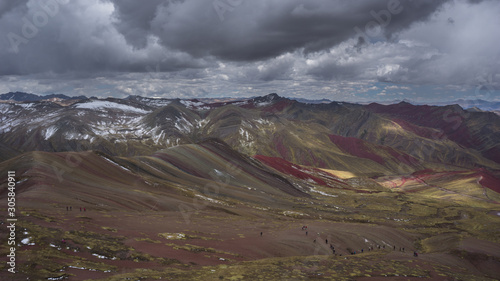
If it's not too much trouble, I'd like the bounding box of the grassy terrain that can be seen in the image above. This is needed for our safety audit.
[1,144,499,280]
[1,174,499,280]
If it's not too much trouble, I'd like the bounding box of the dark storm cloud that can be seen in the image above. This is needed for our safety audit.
[379,0,449,40]
[136,0,449,61]
[0,0,210,76]
[0,0,498,101]
[0,0,449,76]
[0,0,28,19]
[110,0,165,49]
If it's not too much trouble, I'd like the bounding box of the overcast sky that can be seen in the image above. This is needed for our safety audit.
[0,0,499,102]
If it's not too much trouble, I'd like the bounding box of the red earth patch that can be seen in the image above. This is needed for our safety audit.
[367,102,478,149]
[328,134,385,166]
[254,155,328,186]
[392,118,438,139]
[262,100,294,113]
[472,168,500,194]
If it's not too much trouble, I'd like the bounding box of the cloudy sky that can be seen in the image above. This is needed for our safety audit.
[0,0,499,102]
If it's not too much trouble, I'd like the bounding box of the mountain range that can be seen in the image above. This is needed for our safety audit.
[1,92,500,280]
[366,98,500,113]
[2,93,500,173]
[0,92,88,102]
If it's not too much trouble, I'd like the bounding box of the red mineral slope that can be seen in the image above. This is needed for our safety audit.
[484,146,500,166]
[328,134,385,166]
[411,169,437,177]
[328,134,420,168]
[262,99,294,113]
[392,118,439,139]
[272,134,290,159]
[254,155,328,186]
[472,168,500,194]
[382,145,419,166]
[298,150,328,168]
[367,102,478,148]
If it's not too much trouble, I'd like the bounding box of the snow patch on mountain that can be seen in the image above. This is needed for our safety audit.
[195,194,227,205]
[99,155,132,173]
[255,118,271,125]
[75,101,150,114]
[180,100,206,110]
[152,129,166,145]
[90,117,141,137]
[196,118,209,129]
[147,99,172,107]
[127,96,172,108]
[21,237,35,245]
[239,127,251,141]
[255,101,271,107]
[174,116,193,133]
[0,103,11,114]
[64,132,94,142]
[0,105,14,133]
[17,103,36,110]
[43,126,58,139]
[310,187,338,197]
[238,125,255,149]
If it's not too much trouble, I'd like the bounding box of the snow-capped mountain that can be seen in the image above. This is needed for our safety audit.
[1,93,500,177]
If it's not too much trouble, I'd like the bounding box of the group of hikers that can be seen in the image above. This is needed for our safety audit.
[258,226,419,257]
[65,206,87,212]
[301,225,418,257]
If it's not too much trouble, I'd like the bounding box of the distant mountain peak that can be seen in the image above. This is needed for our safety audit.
[0,91,87,102]
[0,92,41,102]
[266,93,280,100]
[397,100,413,106]
[251,93,285,104]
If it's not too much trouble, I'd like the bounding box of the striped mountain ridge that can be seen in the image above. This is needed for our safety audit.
[1,94,500,280]
[0,139,317,212]
[1,94,500,177]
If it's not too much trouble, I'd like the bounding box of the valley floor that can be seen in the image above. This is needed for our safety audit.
[1,193,499,280]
